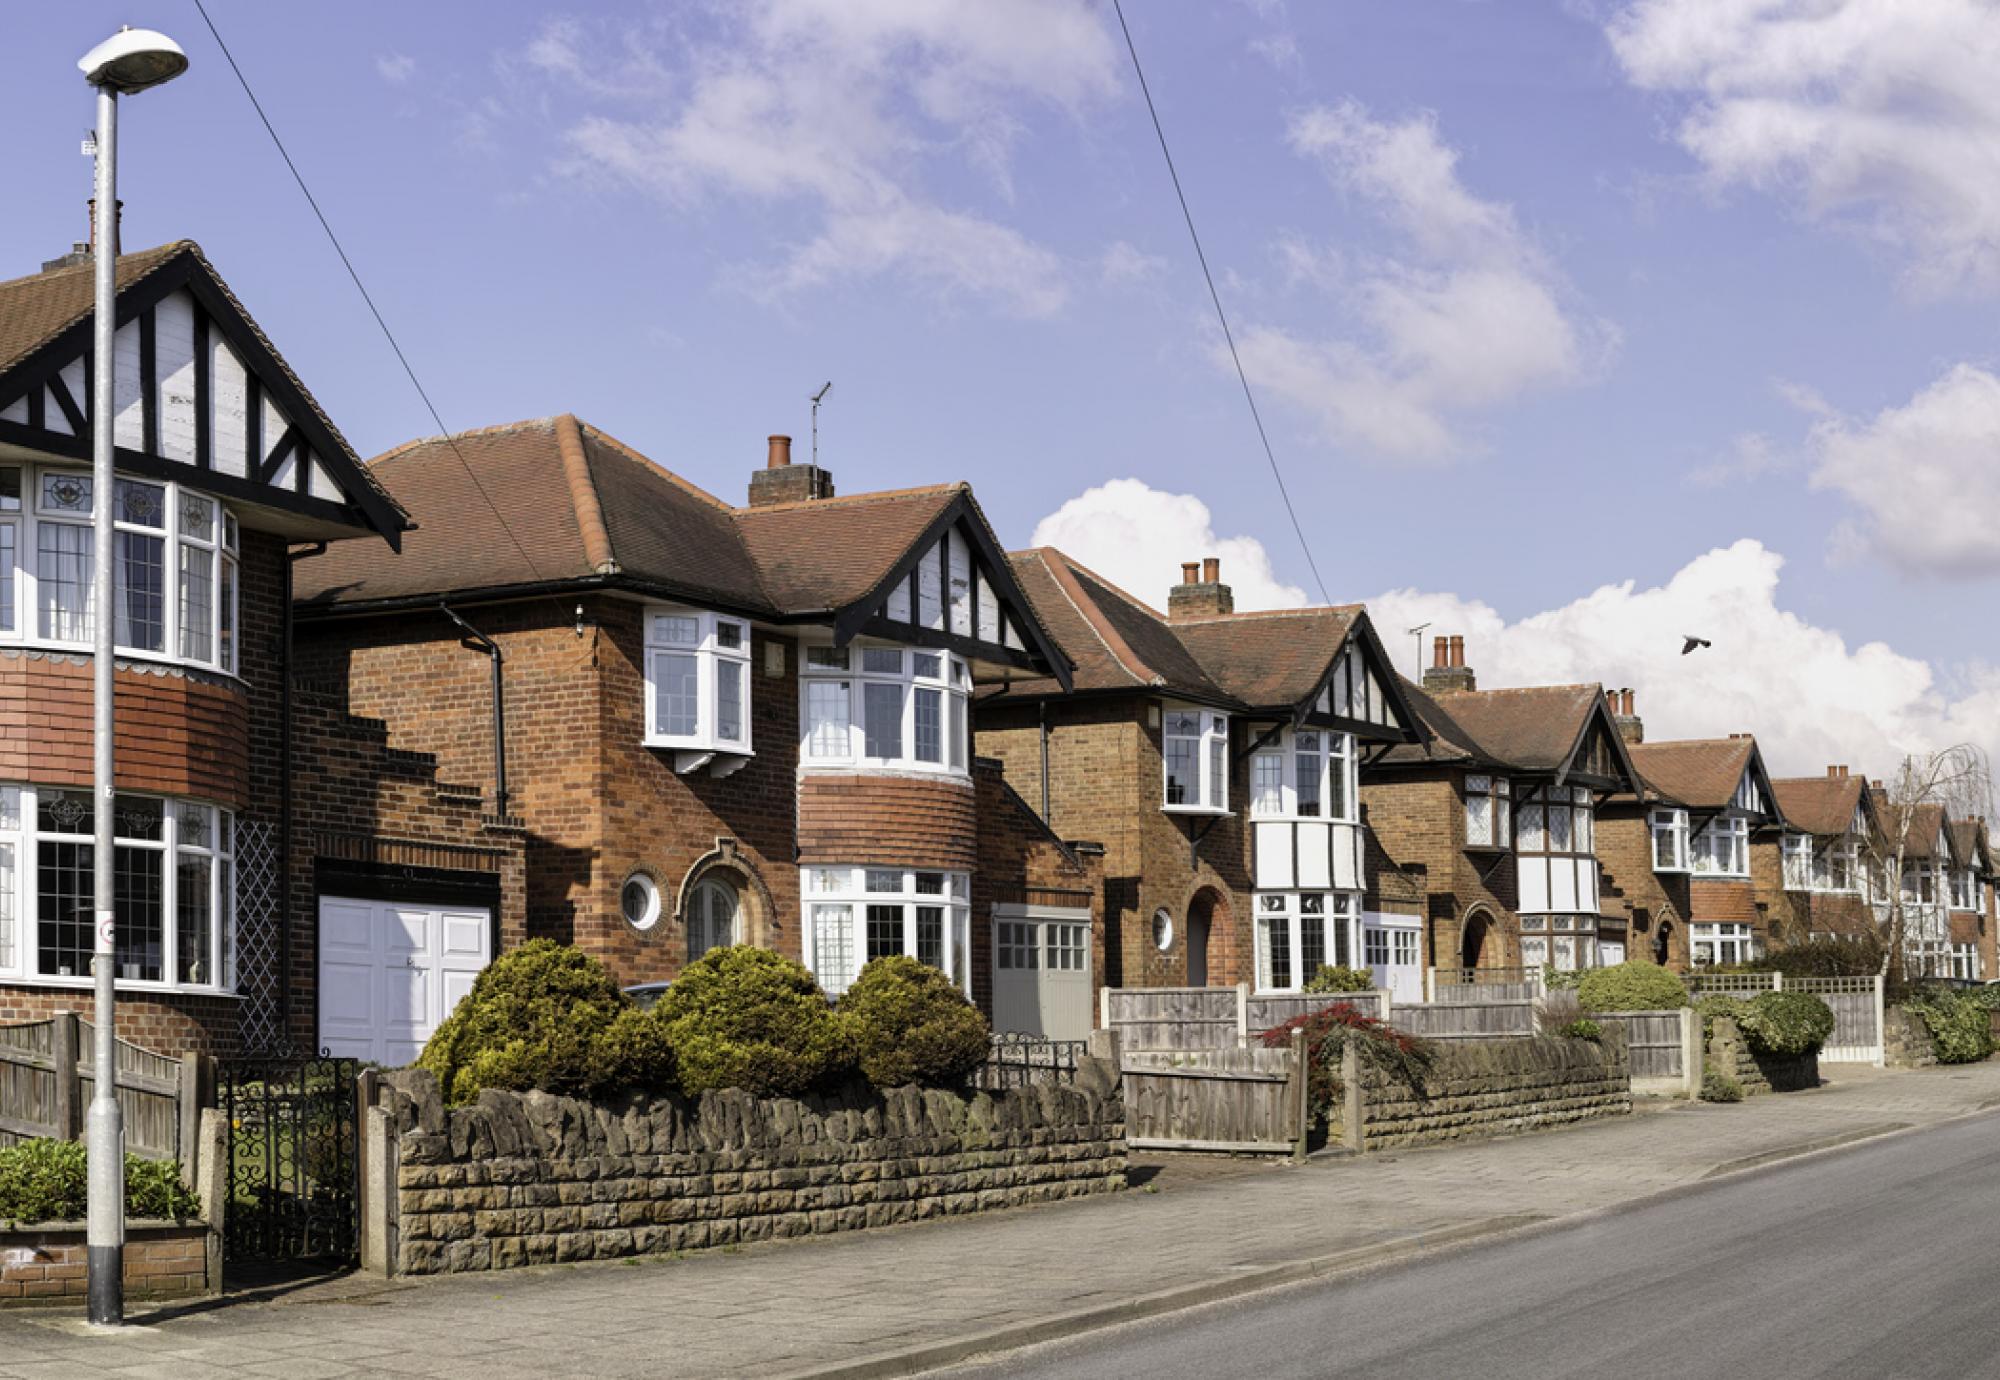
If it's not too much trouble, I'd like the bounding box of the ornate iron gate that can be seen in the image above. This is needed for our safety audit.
[219,1058,361,1266]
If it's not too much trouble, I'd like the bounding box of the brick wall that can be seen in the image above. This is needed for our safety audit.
[1596,807,1690,967]
[1361,767,1521,973]
[970,760,1105,1014]
[796,774,977,871]
[0,1222,214,1306]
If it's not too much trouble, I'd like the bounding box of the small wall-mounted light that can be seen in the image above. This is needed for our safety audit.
[575,603,587,639]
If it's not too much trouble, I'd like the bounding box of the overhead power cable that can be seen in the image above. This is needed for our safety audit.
[192,0,544,578]
[1110,0,1331,607]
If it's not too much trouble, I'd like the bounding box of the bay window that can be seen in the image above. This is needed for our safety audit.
[0,465,238,674]
[1691,922,1756,968]
[643,606,752,754]
[0,783,234,993]
[1518,785,1590,858]
[1249,729,1356,821]
[1693,816,1749,877]
[1650,808,1690,872]
[1521,913,1600,971]
[1253,890,1359,992]
[1163,707,1228,812]
[1950,867,1979,911]
[1464,775,1511,848]
[1814,840,1860,894]
[798,644,970,774]
[1782,834,1812,890]
[802,866,970,997]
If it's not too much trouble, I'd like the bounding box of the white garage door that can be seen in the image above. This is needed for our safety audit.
[319,896,492,1066]
[991,906,1094,1041]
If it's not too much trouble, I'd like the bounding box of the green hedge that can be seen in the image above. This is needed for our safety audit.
[660,946,855,1096]
[1731,936,1883,978]
[0,1140,199,1226]
[840,956,990,1089]
[1557,1018,1602,1043]
[418,939,672,1104]
[1578,961,1688,1013]
[1738,991,1834,1056]
[1905,990,1995,1064]
[1303,965,1375,994]
[1700,1071,1744,1103]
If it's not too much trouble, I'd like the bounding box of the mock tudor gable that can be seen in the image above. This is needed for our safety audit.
[0,242,408,547]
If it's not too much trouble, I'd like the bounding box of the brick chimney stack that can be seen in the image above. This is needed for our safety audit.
[1421,633,1476,695]
[1167,557,1234,620]
[1613,688,1644,745]
[747,432,836,507]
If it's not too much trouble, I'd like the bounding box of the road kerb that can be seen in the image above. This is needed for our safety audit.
[1700,1122,1912,1178]
[776,1214,1548,1380]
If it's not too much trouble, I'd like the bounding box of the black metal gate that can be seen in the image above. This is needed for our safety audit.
[219,1057,361,1266]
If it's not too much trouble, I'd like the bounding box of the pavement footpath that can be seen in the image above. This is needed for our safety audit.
[6,1061,2000,1380]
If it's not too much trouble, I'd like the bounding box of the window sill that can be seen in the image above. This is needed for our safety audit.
[1250,814,1362,827]
[0,973,242,1000]
[799,762,973,781]
[0,637,246,687]
[1162,805,1231,818]
[1462,842,1510,854]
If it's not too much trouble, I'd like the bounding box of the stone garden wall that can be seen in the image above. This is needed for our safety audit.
[1884,1007,1937,1069]
[1338,1032,1631,1151]
[1706,1016,1819,1094]
[370,1064,1126,1276]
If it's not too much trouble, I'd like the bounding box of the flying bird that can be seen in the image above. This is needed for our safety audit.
[1681,635,1712,656]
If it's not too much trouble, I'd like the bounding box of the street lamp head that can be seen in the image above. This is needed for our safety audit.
[78,27,189,94]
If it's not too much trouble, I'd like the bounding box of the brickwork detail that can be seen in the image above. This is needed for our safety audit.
[376,1066,1126,1275]
[796,774,977,871]
[0,1222,213,1305]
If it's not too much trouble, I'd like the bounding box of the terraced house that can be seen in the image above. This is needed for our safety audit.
[974,553,1422,1001]
[1761,766,1881,953]
[0,240,408,1057]
[1597,730,1787,970]
[1360,637,1643,988]
[291,423,1100,1060]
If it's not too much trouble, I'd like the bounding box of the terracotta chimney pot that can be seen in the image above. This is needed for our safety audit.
[1202,556,1220,584]
[767,435,792,468]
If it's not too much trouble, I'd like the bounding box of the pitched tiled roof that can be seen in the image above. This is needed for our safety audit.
[1172,608,1364,708]
[1378,681,1609,775]
[735,486,961,615]
[0,241,405,528]
[1771,776,1868,837]
[1948,819,1993,873]
[1887,800,1951,860]
[1003,550,1229,698]
[1626,738,1756,809]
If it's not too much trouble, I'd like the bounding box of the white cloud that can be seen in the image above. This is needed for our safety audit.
[1239,102,1610,461]
[374,53,416,85]
[1606,0,2000,294]
[1100,240,1167,286]
[1804,363,2000,577]
[1029,479,1309,613]
[1034,479,2000,778]
[528,2,1119,316]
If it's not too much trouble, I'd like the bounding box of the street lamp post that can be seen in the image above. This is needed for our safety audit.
[75,26,188,1329]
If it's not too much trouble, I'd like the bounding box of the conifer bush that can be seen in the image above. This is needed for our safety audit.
[1738,991,1835,1057]
[840,956,991,1089]
[659,945,854,1096]
[1303,965,1376,994]
[1577,960,1688,1013]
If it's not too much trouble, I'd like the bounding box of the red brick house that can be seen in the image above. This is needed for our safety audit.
[1943,817,1996,980]
[1759,767,1880,952]
[1597,730,1787,970]
[0,241,409,1056]
[1360,637,1643,986]
[973,552,1422,999]
[292,420,1101,1060]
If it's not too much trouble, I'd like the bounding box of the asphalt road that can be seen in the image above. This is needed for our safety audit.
[937,1111,2000,1380]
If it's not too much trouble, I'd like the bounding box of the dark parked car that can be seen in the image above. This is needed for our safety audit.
[623,981,671,1011]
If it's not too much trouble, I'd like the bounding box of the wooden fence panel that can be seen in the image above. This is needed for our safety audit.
[1103,988,1241,1052]
[1595,1010,1685,1081]
[0,1017,189,1158]
[1388,1000,1534,1042]
[1432,980,1541,1005]
[1244,992,1386,1037]
[1122,1046,1303,1153]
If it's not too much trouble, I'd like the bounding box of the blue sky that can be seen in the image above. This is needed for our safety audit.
[6,2,1999,779]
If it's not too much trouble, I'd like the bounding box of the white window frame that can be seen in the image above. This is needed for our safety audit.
[1692,815,1750,878]
[1163,705,1229,814]
[1248,728,1357,823]
[1650,808,1690,873]
[800,866,970,997]
[1517,784,1590,858]
[0,783,235,995]
[1949,866,1979,912]
[1252,890,1360,993]
[797,643,970,777]
[1782,834,1812,890]
[642,605,754,755]
[0,463,240,676]
[1690,921,1757,968]
[1520,911,1602,971]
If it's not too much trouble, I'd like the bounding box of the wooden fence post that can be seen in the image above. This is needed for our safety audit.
[1341,1040,1364,1154]
[1098,985,1110,1031]
[51,1010,81,1141]
[178,1051,211,1186]
[1235,982,1250,1050]
[1289,1028,1309,1164]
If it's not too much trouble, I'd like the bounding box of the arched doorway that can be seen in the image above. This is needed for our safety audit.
[1186,891,1215,987]
[1461,908,1495,970]
[1653,920,1674,967]
[686,875,741,963]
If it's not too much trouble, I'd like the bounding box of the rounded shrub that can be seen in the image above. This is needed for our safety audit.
[1303,964,1376,995]
[1578,961,1688,1013]
[1906,990,1995,1065]
[418,939,667,1104]
[1693,994,1752,1037]
[1700,1071,1744,1104]
[1738,991,1834,1057]
[840,956,991,1089]
[1557,1018,1603,1043]
[659,945,853,1096]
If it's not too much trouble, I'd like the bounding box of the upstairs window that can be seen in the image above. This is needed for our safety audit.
[1651,809,1690,872]
[1731,772,1763,814]
[1517,785,1590,856]
[1464,775,1512,848]
[798,644,970,775]
[1249,729,1356,822]
[1163,708,1229,812]
[1950,867,1979,911]
[1,465,238,674]
[1782,834,1812,890]
[1693,816,1750,877]
[643,607,752,753]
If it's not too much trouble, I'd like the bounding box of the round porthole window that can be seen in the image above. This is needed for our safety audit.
[1152,908,1175,952]
[621,873,661,932]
